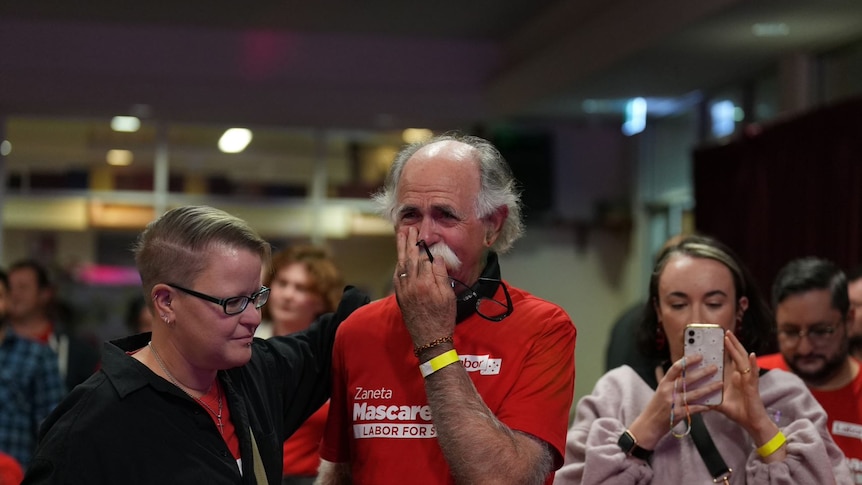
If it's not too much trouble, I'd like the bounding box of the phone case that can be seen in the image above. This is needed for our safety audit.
[683,323,725,406]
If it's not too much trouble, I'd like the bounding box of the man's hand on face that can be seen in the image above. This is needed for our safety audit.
[393,227,456,346]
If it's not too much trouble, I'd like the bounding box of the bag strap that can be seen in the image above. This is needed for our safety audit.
[689,368,771,483]
[249,427,268,485]
[690,414,732,484]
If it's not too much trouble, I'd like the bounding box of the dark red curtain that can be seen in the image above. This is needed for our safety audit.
[693,97,862,295]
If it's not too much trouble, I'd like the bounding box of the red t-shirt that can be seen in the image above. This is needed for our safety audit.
[320,285,576,485]
[757,353,862,479]
[0,452,23,485]
[199,381,240,460]
[282,401,329,476]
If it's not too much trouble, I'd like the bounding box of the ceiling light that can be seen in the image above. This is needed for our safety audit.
[106,149,133,166]
[622,97,647,136]
[711,100,736,138]
[752,23,789,37]
[0,140,11,156]
[111,116,141,132]
[402,128,433,144]
[219,128,253,153]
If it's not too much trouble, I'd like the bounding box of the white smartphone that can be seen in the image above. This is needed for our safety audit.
[683,323,725,406]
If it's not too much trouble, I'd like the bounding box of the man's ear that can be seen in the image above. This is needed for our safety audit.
[483,206,508,247]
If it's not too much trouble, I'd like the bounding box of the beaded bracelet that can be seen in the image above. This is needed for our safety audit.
[413,335,454,357]
[670,357,692,438]
[756,431,786,458]
[419,349,460,378]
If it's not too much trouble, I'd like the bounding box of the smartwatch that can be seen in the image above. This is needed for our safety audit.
[617,429,653,461]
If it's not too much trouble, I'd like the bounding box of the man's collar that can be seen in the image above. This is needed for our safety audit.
[0,326,23,346]
[483,251,501,280]
[454,252,502,323]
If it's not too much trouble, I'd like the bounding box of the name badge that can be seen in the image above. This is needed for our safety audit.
[832,420,862,440]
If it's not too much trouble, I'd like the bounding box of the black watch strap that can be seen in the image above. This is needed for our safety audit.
[617,429,653,461]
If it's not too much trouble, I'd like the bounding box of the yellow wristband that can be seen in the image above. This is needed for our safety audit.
[419,349,459,378]
[756,431,786,458]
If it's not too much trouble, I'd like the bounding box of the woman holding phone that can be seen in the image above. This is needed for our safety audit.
[554,235,851,484]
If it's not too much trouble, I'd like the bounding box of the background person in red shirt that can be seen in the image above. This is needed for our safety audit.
[260,245,343,485]
[0,451,24,485]
[757,257,862,481]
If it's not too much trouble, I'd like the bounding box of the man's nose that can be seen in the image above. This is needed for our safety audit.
[796,332,815,353]
[418,218,439,245]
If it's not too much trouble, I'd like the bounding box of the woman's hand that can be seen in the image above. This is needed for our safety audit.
[714,331,762,426]
[715,331,784,460]
[628,354,721,450]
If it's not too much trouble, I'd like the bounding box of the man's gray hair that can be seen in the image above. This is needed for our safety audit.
[371,133,524,254]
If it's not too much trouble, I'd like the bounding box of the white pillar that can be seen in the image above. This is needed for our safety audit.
[309,130,328,245]
[153,122,169,216]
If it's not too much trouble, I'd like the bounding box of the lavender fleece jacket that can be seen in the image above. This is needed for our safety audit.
[554,366,852,485]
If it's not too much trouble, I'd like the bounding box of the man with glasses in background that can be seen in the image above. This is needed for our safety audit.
[317,134,576,485]
[757,257,862,482]
[846,266,862,360]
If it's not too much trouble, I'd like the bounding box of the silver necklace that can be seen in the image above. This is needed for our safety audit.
[148,341,224,435]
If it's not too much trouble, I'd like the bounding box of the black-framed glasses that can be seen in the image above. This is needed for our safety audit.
[168,283,270,315]
[449,277,513,322]
[777,324,838,346]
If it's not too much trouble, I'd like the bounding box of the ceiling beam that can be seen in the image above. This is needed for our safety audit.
[487,0,748,117]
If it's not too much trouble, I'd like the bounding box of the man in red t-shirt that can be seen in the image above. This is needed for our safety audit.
[757,257,862,481]
[317,134,576,484]
[847,266,862,360]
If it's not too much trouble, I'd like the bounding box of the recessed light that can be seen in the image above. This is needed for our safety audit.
[111,116,141,133]
[218,128,253,153]
[752,23,789,37]
[107,149,133,166]
[402,128,433,144]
